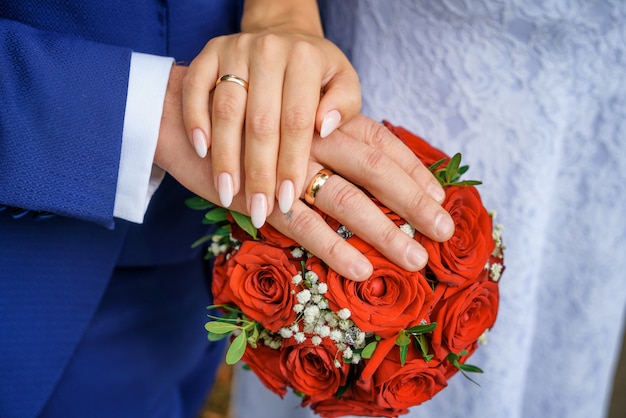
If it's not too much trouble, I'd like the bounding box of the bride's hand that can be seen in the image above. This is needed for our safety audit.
[160,67,453,281]
[181,0,360,229]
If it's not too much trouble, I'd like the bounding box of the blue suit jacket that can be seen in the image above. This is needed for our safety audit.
[0,1,242,416]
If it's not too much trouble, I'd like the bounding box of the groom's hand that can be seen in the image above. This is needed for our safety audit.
[156,66,453,281]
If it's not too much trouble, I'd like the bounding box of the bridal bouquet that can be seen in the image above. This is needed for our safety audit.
[189,122,505,418]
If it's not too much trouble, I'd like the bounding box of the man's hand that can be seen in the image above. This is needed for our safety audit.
[156,66,453,281]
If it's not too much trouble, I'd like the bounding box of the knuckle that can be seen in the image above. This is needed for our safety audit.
[282,106,314,134]
[365,122,392,149]
[406,190,430,214]
[212,93,241,123]
[360,148,391,178]
[290,40,319,63]
[327,183,364,219]
[248,110,279,139]
[285,207,320,237]
[254,33,283,57]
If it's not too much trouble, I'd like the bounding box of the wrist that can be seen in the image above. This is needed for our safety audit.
[241,0,323,37]
[155,65,187,174]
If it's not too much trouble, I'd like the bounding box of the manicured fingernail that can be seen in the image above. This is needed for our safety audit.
[278,180,295,214]
[250,193,268,228]
[218,172,233,208]
[426,181,446,203]
[320,109,341,138]
[350,258,373,281]
[406,243,428,269]
[192,128,207,158]
[435,212,454,238]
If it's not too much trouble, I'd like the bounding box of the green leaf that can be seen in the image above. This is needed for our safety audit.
[213,226,231,236]
[457,363,484,374]
[405,322,437,335]
[416,334,433,362]
[428,158,447,172]
[445,153,462,183]
[454,180,483,187]
[399,344,409,367]
[208,332,232,342]
[361,341,378,359]
[191,234,214,249]
[205,321,240,334]
[185,196,214,210]
[225,332,247,365]
[230,211,258,240]
[395,331,411,347]
[204,208,228,223]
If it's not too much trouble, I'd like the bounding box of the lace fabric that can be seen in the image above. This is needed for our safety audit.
[232,1,626,417]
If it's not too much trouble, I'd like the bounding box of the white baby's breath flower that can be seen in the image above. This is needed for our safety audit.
[294,332,306,343]
[311,335,322,346]
[292,273,303,285]
[293,303,304,314]
[318,325,331,338]
[325,312,338,327]
[305,270,318,284]
[268,339,282,350]
[290,323,300,333]
[338,319,352,331]
[297,289,312,304]
[330,329,343,342]
[351,353,362,364]
[490,263,503,282]
[304,305,320,320]
[291,247,304,258]
[317,282,328,294]
[279,327,294,338]
[478,329,490,345]
[399,222,416,238]
[312,294,323,304]
[317,300,329,310]
[338,308,351,320]
[343,347,353,359]
[303,323,315,334]
[334,359,341,368]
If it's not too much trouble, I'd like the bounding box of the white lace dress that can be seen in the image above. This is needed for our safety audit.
[232,1,626,417]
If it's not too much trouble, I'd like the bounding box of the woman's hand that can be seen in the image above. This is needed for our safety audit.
[182,0,361,229]
[160,67,453,281]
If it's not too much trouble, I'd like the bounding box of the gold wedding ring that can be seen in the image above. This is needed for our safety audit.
[215,74,249,91]
[304,169,334,205]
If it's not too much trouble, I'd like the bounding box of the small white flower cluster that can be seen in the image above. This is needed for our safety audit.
[478,328,490,345]
[209,234,229,257]
[267,261,368,365]
[486,211,505,282]
[399,222,416,238]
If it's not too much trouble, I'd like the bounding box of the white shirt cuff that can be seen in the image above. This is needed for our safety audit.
[113,52,174,223]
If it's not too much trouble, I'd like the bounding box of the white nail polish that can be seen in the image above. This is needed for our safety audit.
[250,193,267,228]
[192,128,207,158]
[218,172,234,208]
[278,180,295,214]
[320,109,341,138]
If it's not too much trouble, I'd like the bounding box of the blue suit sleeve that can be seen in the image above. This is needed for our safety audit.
[0,17,132,228]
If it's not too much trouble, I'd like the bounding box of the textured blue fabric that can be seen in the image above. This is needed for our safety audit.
[0,1,242,417]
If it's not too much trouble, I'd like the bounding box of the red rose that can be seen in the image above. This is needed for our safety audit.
[383,121,449,166]
[241,343,288,397]
[419,185,494,287]
[279,337,350,401]
[225,241,300,332]
[258,223,299,248]
[373,343,448,409]
[308,385,408,418]
[324,237,435,338]
[430,280,499,360]
[211,252,234,305]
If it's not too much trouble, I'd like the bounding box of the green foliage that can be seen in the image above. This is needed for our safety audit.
[429,153,483,187]
[446,350,484,386]
[230,210,258,240]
